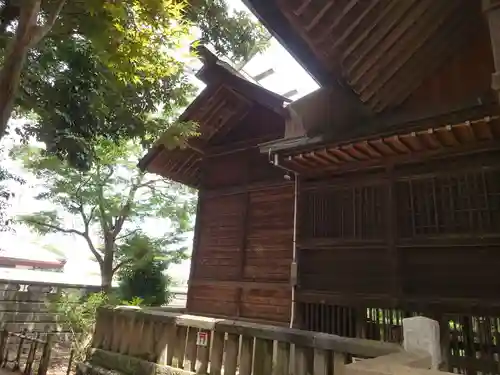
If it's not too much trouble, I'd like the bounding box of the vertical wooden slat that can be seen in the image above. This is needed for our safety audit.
[37,334,53,375]
[295,346,313,375]
[253,338,273,375]
[184,327,198,372]
[92,310,105,349]
[333,352,346,375]
[273,341,290,375]
[223,333,239,375]
[313,348,329,375]
[24,333,38,375]
[163,323,178,366]
[172,326,188,369]
[119,313,134,355]
[195,330,210,374]
[209,331,225,375]
[129,316,145,357]
[141,319,155,361]
[239,336,254,375]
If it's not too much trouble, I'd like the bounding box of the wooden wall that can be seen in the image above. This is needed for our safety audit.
[186,108,295,325]
[296,150,500,309]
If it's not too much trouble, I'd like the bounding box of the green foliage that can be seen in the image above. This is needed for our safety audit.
[51,291,111,360]
[118,259,171,307]
[117,232,187,306]
[186,0,271,65]
[18,37,197,170]
[0,0,271,165]
[13,138,196,291]
[0,147,24,231]
[122,296,144,307]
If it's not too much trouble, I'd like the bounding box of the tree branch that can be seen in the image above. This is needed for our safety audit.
[29,0,66,46]
[115,228,140,241]
[82,232,103,266]
[112,259,131,274]
[96,166,114,233]
[25,218,84,236]
[111,172,146,239]
[25,217,103,265]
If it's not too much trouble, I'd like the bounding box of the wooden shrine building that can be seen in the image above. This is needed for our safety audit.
[141,2,500,373]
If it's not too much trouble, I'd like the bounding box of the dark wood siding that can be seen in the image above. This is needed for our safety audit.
[296,150,500,373]
[187,147,294,324]
[297,151,500,306]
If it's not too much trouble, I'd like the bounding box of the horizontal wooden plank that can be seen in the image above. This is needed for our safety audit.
[190,279,291,291]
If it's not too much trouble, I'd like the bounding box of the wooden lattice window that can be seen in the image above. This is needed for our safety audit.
[396,169,500,238]
[301,184,386,240]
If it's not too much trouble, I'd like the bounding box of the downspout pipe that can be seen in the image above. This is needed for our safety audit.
[270,152,299,329]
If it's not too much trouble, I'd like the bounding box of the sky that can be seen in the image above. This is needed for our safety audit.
[0,0,319,286]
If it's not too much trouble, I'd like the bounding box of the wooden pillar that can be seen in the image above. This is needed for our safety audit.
[386,164,401,298]
[236,191,250,318]
[186,192,203,313]
[483,0,500,103]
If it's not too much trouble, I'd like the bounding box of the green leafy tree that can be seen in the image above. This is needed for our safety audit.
[12,138,196,292]
[188,0,271,65]
[51,291,110,361]
[0,0,270,153]
[117,233,186,306]
[0,146,23,230]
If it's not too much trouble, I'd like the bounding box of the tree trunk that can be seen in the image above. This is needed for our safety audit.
[100,270,113,294]
[0,0,41,138]
[100,240,114,294]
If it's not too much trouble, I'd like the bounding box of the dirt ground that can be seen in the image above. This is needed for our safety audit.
[47,346,75,375]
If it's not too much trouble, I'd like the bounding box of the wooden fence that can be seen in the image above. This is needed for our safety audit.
[0,329,54,375]
[82,307,404,375]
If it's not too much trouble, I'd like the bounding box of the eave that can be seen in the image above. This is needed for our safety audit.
[138,49,288,188]
[265,116,500,177]
[244,0,486,113]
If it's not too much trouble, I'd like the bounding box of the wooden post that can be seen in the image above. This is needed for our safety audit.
[37,333,53,375]
[14,330,26,371]
[0,328,8,367]
[24,333,39,375]
[483,0,500,103]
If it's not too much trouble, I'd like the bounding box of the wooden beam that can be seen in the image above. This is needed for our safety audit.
[374,3,475,111]
[349,0,434,87]
[320,0,358,38]
[359,0,460,103]
[322,0,381,48]
[344,1,418,76]
[294,0,313,17]
[305,1,334,32]
[341,0,402,64]
[483,0,500,103]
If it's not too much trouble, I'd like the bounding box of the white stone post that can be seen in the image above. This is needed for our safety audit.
[402,316,442,370]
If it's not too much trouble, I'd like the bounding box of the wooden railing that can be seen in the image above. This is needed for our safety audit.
[0,328,54,375]
[85,307,403,375]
